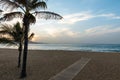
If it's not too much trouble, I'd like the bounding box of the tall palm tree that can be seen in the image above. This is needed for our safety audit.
[0,22,34,68]
[0,0,62,78]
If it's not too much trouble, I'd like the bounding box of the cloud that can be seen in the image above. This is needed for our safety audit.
[34,25,120,44]
[85,25,120,35]
[78,25,120,44]
[32,27,80,43]
[99,13,120,19]
[58,12,120,25]
[59,12,94,24]
[29,11,120,27]
[29,11,120,44]
[42,28,78,38]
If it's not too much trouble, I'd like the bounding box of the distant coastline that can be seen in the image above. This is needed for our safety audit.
[29,41,47,44]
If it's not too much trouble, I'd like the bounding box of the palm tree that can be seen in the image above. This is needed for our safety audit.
[0,22,34,68]
[0,0,62,78]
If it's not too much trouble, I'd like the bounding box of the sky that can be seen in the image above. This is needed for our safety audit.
[1,0,120,44]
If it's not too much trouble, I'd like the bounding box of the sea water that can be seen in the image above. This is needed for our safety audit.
[0,43,120,52]
[28,43,120,52]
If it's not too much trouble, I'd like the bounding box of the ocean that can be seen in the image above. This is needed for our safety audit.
[0,43,120,52]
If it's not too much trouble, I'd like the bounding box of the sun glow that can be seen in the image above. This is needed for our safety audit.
[31,35,41,42]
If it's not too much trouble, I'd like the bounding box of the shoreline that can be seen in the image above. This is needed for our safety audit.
[0,48,120,53]
[1,43,120,53]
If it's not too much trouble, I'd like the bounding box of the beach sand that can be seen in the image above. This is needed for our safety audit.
[0,49,120,80]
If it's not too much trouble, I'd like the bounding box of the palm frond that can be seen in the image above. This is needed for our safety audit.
[0,0,20,10]
[12,22,24,42]
[0,22,24,45]
[0,30,11,35]
[31,0,38,4]
[31,1,47,10]
[0,24,19,40]
[13,22,22,32]
[23,13,36,24]
[28,33,34,40]
[13,0,26,6]
[0,12,23,21]
[29,13,36,24]
[0,10,3,15]
[0,24,13,35]
[0,37,15,44]
[34,11,63,20]
[0,9,3,12]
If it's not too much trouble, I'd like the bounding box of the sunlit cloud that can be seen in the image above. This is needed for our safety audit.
[33,25,120,44]
[42,28,78,38]
[32,27,80,43]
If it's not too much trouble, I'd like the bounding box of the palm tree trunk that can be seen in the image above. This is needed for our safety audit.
[18,42,22,68]
[20,14,29,78]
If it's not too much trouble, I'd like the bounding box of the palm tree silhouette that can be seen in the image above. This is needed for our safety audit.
[0,0,62,78]
[0,22,34,68]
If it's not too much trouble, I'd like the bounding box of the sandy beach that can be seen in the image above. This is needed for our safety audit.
[0,49,120,80]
